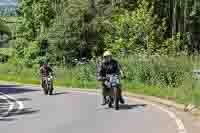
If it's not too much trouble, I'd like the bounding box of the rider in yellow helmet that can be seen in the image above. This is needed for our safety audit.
[103,51,112,57]
[97,50,125,105]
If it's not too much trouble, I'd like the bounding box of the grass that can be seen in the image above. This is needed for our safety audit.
[0,55,200,106]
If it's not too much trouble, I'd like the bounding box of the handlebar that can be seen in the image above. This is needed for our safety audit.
[98,74,126,81]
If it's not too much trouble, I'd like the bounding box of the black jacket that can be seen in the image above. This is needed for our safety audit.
[97,59,121,80]
[40,66,53,78]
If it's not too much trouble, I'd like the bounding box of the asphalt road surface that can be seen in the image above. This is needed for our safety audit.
[0,85,184,133]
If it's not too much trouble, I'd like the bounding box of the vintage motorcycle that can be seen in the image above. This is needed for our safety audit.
[43,74,54,95]
[104,74,121,110]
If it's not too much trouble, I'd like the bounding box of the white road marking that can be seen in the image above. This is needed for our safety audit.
[0,95,14,118]
[0,92,24,117]
[124,96,187,133]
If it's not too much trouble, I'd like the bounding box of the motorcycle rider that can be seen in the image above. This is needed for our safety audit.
[97,50,125,105]
[40,62,54,95]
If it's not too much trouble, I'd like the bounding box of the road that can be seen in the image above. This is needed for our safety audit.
[0,84,185,133]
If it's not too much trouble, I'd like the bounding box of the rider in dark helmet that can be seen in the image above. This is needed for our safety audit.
[97,51,125,105]
[40,61,54,94]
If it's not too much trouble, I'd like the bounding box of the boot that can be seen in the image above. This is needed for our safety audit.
[101,96,108,105]
[119,96,125,104]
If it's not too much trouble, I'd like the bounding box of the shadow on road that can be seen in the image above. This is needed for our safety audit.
[0,85,39,95]
[8,108,40,117]
[16,108,39,115]
[0,118,17,121]
[101,104,147,111]
[16,98,32,101]
[0,108,39,122]
[119,104,147,110]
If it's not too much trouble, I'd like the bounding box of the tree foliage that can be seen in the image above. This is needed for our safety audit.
[12,0,200,67]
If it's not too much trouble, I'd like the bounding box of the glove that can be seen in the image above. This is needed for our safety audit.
[97,77,103,81]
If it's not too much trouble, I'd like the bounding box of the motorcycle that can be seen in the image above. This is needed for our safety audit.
[43,74,54,95]
[104,74,121,110]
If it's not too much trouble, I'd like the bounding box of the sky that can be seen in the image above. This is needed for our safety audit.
[0,0,17,6]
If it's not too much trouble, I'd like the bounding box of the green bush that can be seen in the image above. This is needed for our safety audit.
[105,0,167,55]
[23,41,41,67]
[160,33,189,56]
[121,55,193,87]
[2,55,195,89]
[14,38,29,58]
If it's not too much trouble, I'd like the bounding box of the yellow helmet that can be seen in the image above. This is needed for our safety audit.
[103,51,112,57]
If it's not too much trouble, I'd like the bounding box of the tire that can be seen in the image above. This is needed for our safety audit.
[108,96,113,108]
[47,85,51,95]
[114,87,119,110]
[108,102,113,108]
[46,81,51,95]
[49,87,53,95]
[48,81,53,95]
[43,87,48,95]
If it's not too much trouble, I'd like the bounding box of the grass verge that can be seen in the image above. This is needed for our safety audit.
[0,55,200,107]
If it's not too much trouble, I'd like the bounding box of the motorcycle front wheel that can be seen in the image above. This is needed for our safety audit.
[43,86,48,95]
[108,96,113,108]
[113,87,120,110]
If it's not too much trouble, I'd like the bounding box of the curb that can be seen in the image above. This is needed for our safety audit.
[0,80,200,116]
[123,92,200,116]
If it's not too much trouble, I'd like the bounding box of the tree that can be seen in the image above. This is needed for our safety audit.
[33,0,55,34]
[104,0,167,55]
